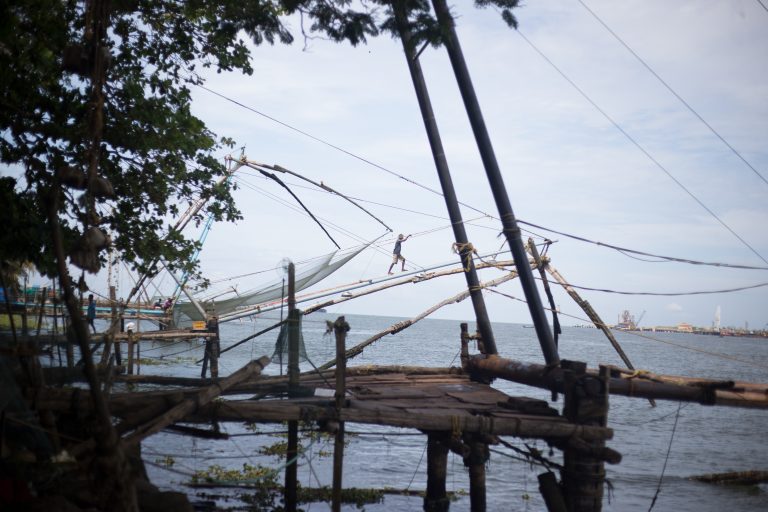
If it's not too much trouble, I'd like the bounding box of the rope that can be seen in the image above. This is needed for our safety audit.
[452,242,477,272]
[518,219,768,271]
[405,441,428,491]
[648,402,683,511]
[485,287,768,371]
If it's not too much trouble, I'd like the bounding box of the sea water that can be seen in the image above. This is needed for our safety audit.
[131,312,768,511]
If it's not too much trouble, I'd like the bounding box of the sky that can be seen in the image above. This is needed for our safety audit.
[26,0,768,330]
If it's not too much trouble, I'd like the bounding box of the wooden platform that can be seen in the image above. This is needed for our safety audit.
[118,368,613,442]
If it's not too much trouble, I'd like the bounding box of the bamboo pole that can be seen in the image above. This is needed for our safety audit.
[535,248,655,408]
[541,258,637,378]
[302,259,515,316]
[317,270,519,370]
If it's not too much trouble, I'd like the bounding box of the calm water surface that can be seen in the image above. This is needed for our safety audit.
[125,313,768,511]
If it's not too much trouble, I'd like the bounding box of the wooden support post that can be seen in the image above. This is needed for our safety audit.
[201,337,210,378]
[114,296,122,366]
[119,299,125,333]
[126,329,135,375]
[207,316,220,380]
[332,316,350,512]
[285,419,299,512]
[463,434,489,512]
[560,361,609,512]
[100,286,116,367]
[21,283,29,339]
[460,323,470,370]
[285,261,298,512]
[425,432,450,512]
[35,286,47,337]
[287,263,299,395]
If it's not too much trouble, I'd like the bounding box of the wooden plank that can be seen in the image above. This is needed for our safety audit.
[446,390,510,405]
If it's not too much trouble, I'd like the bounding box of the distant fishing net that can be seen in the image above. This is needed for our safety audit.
[272,310,308,364]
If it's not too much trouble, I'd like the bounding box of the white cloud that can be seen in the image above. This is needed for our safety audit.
[665,303,684,313]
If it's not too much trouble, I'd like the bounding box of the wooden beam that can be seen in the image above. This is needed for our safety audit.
[123,356,269,446]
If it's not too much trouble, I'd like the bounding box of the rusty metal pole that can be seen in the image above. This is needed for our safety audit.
[392,0,498,355]
[430,0,559,366]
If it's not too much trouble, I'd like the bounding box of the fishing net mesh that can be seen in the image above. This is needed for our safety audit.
[272,309,308,364]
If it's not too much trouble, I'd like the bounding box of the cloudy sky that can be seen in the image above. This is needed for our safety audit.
[107,1,768,329]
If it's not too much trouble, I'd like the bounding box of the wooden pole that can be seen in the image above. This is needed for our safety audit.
[126,329,135,375]
[285,262,298,512]
[541,258,640,381]
[21,275,29,338]
[467,355,716,405]
[287,263,299,394]
[464,434,488,512]
[207,315,220,380]
[332,316,349,512]
[114,295,122,366]
[425,433,450,512]
[460,323,470,370]
[52,280,62,365]
[560,362,608,512]
[35,286,47,337]
[201,339,210,378]
[100,286,116,366]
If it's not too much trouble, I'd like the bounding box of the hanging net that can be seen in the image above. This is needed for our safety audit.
[173,244,369,323]
[271,310,308,365]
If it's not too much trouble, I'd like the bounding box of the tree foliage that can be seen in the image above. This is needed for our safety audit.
[0,0,517,291]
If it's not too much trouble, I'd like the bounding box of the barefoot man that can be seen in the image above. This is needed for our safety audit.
[388,234,411,274]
